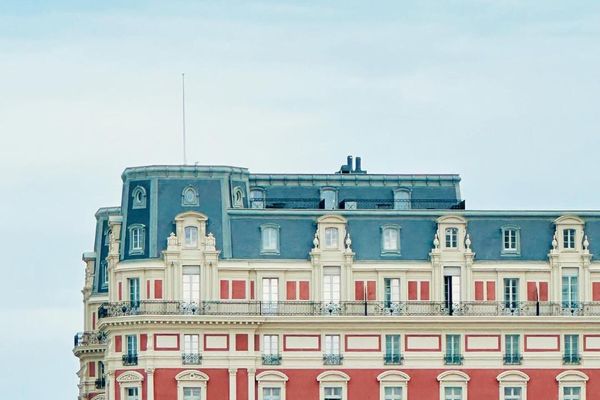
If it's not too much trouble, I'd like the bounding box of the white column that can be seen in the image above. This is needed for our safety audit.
[247,368,256,400]
[229,368,237,400]
[106,371,115,400]
[146,368,155,400]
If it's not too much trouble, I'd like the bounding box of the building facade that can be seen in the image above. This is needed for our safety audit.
[74,157,600,400]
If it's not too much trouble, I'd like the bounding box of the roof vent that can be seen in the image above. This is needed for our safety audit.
[337,155,367,174]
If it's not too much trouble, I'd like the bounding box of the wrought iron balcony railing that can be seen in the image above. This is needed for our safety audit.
[323,353,343,365]
[97,300,600,319]
[262,354,282,365]
[73,331,107,347]
[261,198,464,210]
[503,354,523,365]
[563,354,582,365]
[122,354,138,366]
[384,353,404,365]
[444,354,464,365]
[182,352,202,365]
[95,377,106,389]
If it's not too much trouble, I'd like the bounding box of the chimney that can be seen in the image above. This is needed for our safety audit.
[354,157,361,172]
[347,155,353,170]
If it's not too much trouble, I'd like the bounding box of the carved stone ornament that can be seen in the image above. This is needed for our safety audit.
[116,371,144,383]
[168,232,179,247]
[175,370,210,382]
[552,233,558,250]
[433,233,440,249]
[313,232,320,249]
[345,233,352,250]
[205,232,216,250]
[465,234,471,250]
[584,235,590,250]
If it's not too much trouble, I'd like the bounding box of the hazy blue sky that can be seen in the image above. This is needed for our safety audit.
[1,1,600,397]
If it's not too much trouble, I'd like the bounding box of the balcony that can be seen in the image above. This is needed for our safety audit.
[122,353,138,366]
[95,378,106,390]
[444,354,464,365]
[182,352,202,365]
[262,354,282,365]
[97,300,600,319]
[384,353,403,365]
[323,353,343,365]
[503,354,523,365]
[563,354,582,365]
[259,198,464,210]
[73,331,107,348]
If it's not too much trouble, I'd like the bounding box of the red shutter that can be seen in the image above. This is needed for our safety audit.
[299,281,310,300]
[486,281,496,301]
[593,282,600,301]
[146,279,151,299]
[408,281,418,300]
[254,334,260,351]
[355,281,365,300]
[236,334,249,351]
[118,282,122,301]
[154,280,163,299]
[115,335,122,352]
[420,281,430,300]
[286,281,297,300]
[220,280,230,299]
[92,312,96,330]
[140,334,148,351]
[88,361,95,377]
[367,281,376,300]
[474,281,484,301]
[539,282,549,301]
[232,280,246,299]
[527,282,538,301]
[250,280,255,300]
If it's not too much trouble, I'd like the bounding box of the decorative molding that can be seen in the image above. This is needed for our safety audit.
[116,370,144,383]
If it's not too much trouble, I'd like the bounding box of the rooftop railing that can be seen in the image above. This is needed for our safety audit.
[97,301,600,319]
[257,198,465,210]
[73,331,107,347]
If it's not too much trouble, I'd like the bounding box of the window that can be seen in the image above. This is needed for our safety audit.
[263,388,281,400]
[131,186,146,209]
[260,225,280,254]
[324,227,339,249]
[183,387,201,400]
[126,387,140,400]
[378,372,409,400]
[502,227,520,254]
[504,278,519,310]
[324,334,342,365]
[101,260,108,287]
[444,387,462,400]
[184,226,198,248]
[497,371,529,400]
[382,226,400,253]
[232,187,244,208]
[321,188,337,210]
[385,335,402,365]
[117,371,144,400]
[318,371,349,400]
[564,335,580,364]
[250,189,265,209]
[444,267,461,314]
[384,278,400,309]
[128,224,145,255]
[263,335,281,365]
[323,267,341,305]
[562,270,579,309]
[104,229,111,246]
[129,278,140,308]
[445,228,458,248]
[324,387,343,400]
[123,334,138,365]
[393,189,411,210]
[563,229,576,249]
[182,266,200,305]
[445,334,462,365]
[556,371,588,400]
[262,278,279,314]
[563,387,581,400]
[504,335,521,365]
[182,186,199,206]
[503,387,522,400]
[182,334,201,365]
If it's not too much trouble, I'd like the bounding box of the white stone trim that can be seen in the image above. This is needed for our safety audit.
[175,370,209,400]
[437,371,469,400]
[257,371,288,400]
[317,371,350,400]
[377,371,410,400]
[556,370,588,400]
[497,370,529,400]
[117,371,144,400]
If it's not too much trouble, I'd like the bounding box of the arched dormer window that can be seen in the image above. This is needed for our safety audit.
[131,186,147,209]
[317,371,350,400]
[393,188,411,210]
[497,371,529,400]
[257,371,289,400]
[437,371,470,400]
[232,187,244,208]
[260,224,280,255]
[184,226,198,248]
[175,370,209,400]
[128,224,145,255]
[381,225,401,254]
[377,371,410,400]
[181,186,199,207]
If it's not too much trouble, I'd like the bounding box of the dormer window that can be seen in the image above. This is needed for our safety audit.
[182,186,199,207]
[324,227,339,249]
[261,224,280,255]
[250,189,265,209]
[321,188,337,210]
[131,186,147,209]
[184,226,199,248]
[393,189,411,210]
[128,224,145,255]
[445,228,458,248]
[101,260,108,287]
[232,187,244,208]
[502,227,520,255]
[564,229,576,249]
[381,225,400,253]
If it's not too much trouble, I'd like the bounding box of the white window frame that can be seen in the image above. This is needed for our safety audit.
[260,224,280,255]
[501,226,521,255]
[117,371,144,400]
[393,188,411,210]
[262,387,282,400]
[181,186,200,207]
[182,387,202,400]
[497,370,529,400]
[128,224,145,255]
[437,371,469,400]
[232,187,244,208]
[563,228,576,250]
[556,370,588,400]
[263,335,279,356]
[101,260,109,287]
[250,188,266,209]
[317,371,349,400]
[323,267,341,304]
[321,188,338,210]
[324,227,339,249]
[182,266,201,304]
[262,278,279,313]
[184,226,199,248]
[176,370,209,400]
[377,371,409,400]
[183,334,200,355]
[325,334,341,356]
[256,371,288,400]
[381,225,401,254]
[445,228,458,249]
[131,186,147,209]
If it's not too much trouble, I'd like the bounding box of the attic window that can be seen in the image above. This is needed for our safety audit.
[182,186,199,207]
[131,186,147,209]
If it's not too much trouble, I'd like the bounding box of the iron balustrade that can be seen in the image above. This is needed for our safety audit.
[74,331,107,347]
[97,301,600,319]
[503,354,523,365]
[262,354,282,365]
[95,378,106,389]
[563,354,582,365]
[384,354,404,365]
[182,353,202,365]
[122,354,138,366]
[261,198,464,210]
[444,354,464,365]
[323,353,343,365]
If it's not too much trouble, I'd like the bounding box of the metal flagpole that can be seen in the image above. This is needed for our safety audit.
[182,73,187,165]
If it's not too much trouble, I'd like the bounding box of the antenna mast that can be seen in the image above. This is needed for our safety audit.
[182,72,187,165]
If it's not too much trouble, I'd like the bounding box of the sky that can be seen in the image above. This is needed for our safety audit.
[1,1,600,397]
